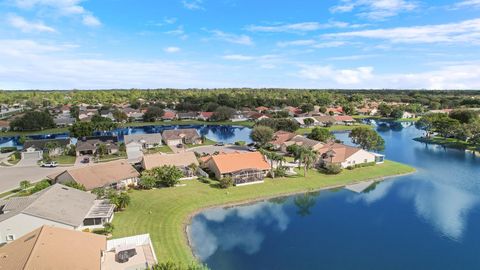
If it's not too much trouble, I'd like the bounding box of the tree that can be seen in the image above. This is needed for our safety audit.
[97,143,108,157]
[303,118,315,127]
[300,103,314,113]
[299,147,317,176]
[219,176,234,189]
[256,118,299,132]
[342,103,356,115]
[139,175,157,189]
[19,180,31,191]
[70,106,80,119]
[103,222,114,234]
[307,127,334,142]
[69,122,94,137]
[212,106,235,121]
[378,103,392,117]
[324,163,342,174]
[113,109,128,122]
[143,106,164,122]
[390,108,404,119]
[349,127,385,151]
[91,187,106,199]
[260,149,285,178]
[449,110,479,124]
[109,191,131,210]
[434,117,461,138]
[250,126,274,146]
[153,165,184,187]
[10,111,55,131]
[18,135,27,145]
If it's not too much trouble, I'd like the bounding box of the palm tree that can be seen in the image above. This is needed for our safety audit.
[260,149,285,178]
[300,148,317,177]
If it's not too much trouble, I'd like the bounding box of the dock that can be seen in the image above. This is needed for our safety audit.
[345,180,375,193]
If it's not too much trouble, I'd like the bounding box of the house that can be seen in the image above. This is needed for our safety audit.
[49,160,140,190]
[162,128,201,146]
[0,120,9,131]
[123,107,144,121]
[198,111,214,121]
[333,115,356,125]
[280,135,324,153]
[124,133,163,149]
[0,226,157,270]
[317,142,384,168]
[270,130,296,150]
[177,112,198,120]
[141,152,199,178]
[202,151,271,186]
[78,108,98,120]
[255,106,270,113]
[293,117,319,127]
[75,136,119,156]
[313,115,337,126]
[99,110,116,121]
[249,112,269,121]
[0,184,114,243]
[402,111,416,119]
[326,107,344,115]
[357,107,378,116]
[53,116,76,127]
[162,111,177,121]
[231,111,249,122]
[284,106,302,117]
[0,226,107,270]
[22,138,70,158]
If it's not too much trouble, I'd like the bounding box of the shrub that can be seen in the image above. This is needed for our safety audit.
[139,175,157,189]
[30,180,51,194]
[324,164,342,175]
[219,176,234,189]
[234,141,246,146]
[197,176,210,184]
[152,262,210,270]
[273,166,287,177]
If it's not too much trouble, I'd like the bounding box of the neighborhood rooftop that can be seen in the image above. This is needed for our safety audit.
[206,151,271,174]
[124,133,163,145]
[142,152,199,170]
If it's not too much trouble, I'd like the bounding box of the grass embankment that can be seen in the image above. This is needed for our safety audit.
[296,124,372,135]
[414,136,478,151]
[112,160,415,264]
[51,155,76,165]
[145,145,174,154]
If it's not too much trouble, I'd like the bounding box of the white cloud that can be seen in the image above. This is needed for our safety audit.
[12,0,101,27]
[223,54,255,61]
[246,20,362,33]
[312,41,347,48]
[324,18,480,44]
[298,65,374,84]
[330,0,418,20]
[81,14,101,27]
[455,0,480,8]
[6,14,56,33]
[182,0,204,10]
[276,39,317,47]
[209,30,253,45]
[164,46,181,53]
[165,26,188,40]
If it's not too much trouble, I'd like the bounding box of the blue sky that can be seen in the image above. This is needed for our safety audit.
[0,0,479,89]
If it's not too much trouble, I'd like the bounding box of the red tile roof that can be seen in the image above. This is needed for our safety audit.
[208,151,271,174]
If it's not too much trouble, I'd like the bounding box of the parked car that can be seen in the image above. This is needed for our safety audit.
[177,144,184,148]
[41,161,58,168]
[247,146,257,152]
[82,157,90,163]
[215,142,225,146]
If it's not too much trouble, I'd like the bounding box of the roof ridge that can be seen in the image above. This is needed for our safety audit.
[23,226,45,269]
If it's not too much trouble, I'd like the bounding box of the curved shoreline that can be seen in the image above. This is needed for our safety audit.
[183,170,416,261]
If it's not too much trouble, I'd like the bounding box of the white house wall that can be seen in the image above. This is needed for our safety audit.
[341,150,376,168]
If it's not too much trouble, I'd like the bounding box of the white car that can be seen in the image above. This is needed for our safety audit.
[41,161,58,168]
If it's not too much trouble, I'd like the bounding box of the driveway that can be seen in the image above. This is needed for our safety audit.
[187,145,249,155]
[0,165,66,192]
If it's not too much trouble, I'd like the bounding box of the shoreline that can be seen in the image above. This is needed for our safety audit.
[183,170,416,261]
[413,136,478,151]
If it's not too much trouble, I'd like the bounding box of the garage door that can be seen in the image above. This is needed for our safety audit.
[21,151,42,160]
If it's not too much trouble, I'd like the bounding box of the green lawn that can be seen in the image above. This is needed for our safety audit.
[112,160,415,264]
[414,136,478,150]
[0,127,69,137]
[296,124,372,135]
[145,145,174,154]
[51,155,76,165]
[97,152,127,162]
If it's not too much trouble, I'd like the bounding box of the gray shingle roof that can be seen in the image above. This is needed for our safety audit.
[0,184,97,227]
[124,133,162,145]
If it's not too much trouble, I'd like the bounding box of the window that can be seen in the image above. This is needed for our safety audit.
[6,234,15,241]
[364,159,368,163]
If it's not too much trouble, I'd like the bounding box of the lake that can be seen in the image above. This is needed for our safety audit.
[188,122,480,270]
[0,124,253,149]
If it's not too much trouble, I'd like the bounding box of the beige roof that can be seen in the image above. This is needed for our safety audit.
[142,152,199,170]
[208,151,271,174]
[270,131,296,146]
[124,133,162,145]
[0,226,106,270]
[162,128,199,141]
[317,143,362,163]
[50,160,140,190]
[287,135,324,149]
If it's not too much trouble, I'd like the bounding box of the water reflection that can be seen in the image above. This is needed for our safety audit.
[189,201,289,260]
[293,193,318,217]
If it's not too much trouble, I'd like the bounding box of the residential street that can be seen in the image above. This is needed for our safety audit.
[0,165,65,193]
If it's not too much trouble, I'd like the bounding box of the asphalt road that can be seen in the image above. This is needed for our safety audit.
[0,165,65,193]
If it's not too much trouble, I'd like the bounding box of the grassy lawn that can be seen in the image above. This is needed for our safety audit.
[145,145,174,154]
[414,136,478,150]
[0,127,69,137]
[296,124,372,135]
[51,155,76,165]
[112,160,415,264]
[97,152,127,162]
[185,138,217,149]
[395,118,420,122]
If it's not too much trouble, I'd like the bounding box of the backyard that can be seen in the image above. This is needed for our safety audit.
[112,160,415,265]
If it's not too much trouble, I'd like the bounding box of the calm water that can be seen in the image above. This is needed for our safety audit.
[0,125,253,149]
[189,122,480,270]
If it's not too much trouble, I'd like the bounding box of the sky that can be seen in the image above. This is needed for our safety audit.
[0,0,479,90]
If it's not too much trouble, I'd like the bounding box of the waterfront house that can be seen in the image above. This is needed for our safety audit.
[124,133,163,149]
[23,138,70,158]
[255,106,270,113]
[53,116,76,127]
[202,151,271,185]
[284,106,302,117]
[333,115,356,125]
[293,117,319,127]
[162,111,177,121]
[0,120,9,131]
[198,111,214,121]
[249,112,269,121]
[313,115,337,126]
[326,107,344,115]
[75,136,119,156]
[0,184,114,243]
[141,152,199,178]
[0,226,157,270]
[270,130,297,150]
[162,128,201,146]
[317,142,383,168]
[49,160,140,190]
[402,111,416,119]
[280,135,324,153]
[177,112,198,120]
